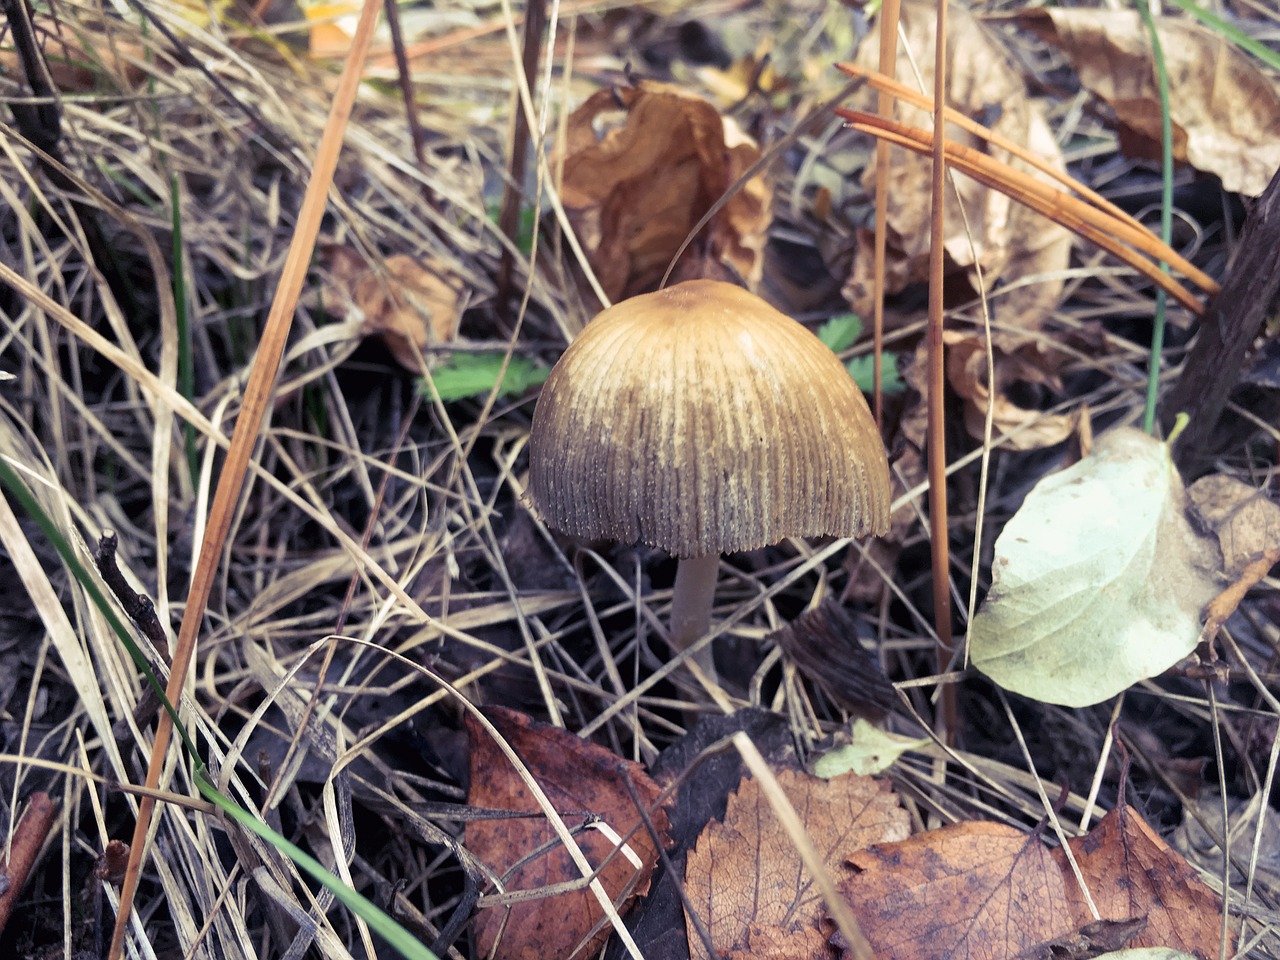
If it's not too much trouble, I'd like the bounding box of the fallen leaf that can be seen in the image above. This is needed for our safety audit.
[970,427,1222,707]
[1059,803,1230,957]
[811,719,930,779]
[606,710,796,960]
[306,2,361,58]
[316,245,461,373]
[841,0,1072,340]
[769,603,898,720]
[1172,792,1280,904]
[1017,9,1280,196]
[684,768,908,960]
[420,352,549,402]
[1091,951,1199,960]
[838,821,1075,960]
[0,24,159,91]
[555,80,772,304]
[945,330,1080,451]
[1012,917,1148,960]
[466,708,671,960]
[1186,474,1280,577]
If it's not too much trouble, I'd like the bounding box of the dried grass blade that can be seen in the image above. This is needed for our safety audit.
[108,0,388,955]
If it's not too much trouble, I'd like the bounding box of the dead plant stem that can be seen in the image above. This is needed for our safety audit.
[107,1,385,955]
[927,0,958,742]
[872,0,901,430]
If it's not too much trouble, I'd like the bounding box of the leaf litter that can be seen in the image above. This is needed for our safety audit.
[0,0,1275,959]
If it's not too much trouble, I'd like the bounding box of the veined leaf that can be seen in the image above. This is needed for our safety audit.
[970,428,1221,707]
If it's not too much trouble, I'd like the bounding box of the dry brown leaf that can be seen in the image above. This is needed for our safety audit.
[842,0,1071,339]
[1058,803,1230,957]
[838,821,1075,960]
[555,80,771,304]
[316,245,460,373]
[0,23,157,91]
[1186,474,1280,577]
[684,768,908,960]
[944,330,1080,450]
[717,922,831,960]
[1017,9,1280,196]
[466,708,671,960]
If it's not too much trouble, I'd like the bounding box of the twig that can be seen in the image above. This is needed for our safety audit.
[0,792,58,938]
[926,0,958,743]
[95,532,172,738]
[1166,164,1280,470]
[496,0,547,306]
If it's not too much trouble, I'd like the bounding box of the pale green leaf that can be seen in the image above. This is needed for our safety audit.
[1094,951,1199,960]
[970,427,1221,707]
[816,313,863,352]
[421,352,550,402]
[845,354,905,395]
[811,719,930,778]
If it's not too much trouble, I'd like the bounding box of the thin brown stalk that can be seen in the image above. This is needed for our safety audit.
[837,111,1211,313]
[382,0,431,187]
[927,0,958,743]
[496,0,547,305]
[872,0,901,430]
[0,792,57,938]
[107,1,386,955]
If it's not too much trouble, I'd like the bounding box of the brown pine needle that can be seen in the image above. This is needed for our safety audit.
[836,110,1213,313]
[836,61,1152,240]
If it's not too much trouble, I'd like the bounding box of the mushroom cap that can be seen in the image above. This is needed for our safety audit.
[527,280,891,558]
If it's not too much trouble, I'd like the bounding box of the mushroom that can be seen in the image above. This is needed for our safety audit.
[527,279,891,681]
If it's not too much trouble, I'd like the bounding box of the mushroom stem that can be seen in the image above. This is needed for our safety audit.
[670,554,720,683]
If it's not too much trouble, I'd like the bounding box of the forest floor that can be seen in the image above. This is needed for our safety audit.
[0,0,1277,958]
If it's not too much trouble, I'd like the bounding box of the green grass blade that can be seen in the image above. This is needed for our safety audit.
[0,457,442,960]
[1138,0,1175,435]
[1166,0,1280,71]
[171,174,199,483]
[195,769,440,959]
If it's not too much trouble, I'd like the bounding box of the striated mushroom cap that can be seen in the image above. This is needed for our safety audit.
[528,280,891,558]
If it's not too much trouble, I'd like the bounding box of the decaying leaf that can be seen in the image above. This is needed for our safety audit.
[838,821,1075,960]
[1059,803,1230,957]
[812,719,930,779]
[0,16,168,90]
[466,708,671,960]
[1186,474,1280,577]
[970,427,1222,707]
[1173,793,1280,905]
[842,0,1071,339]
[770,603,898,720]
[1017,9,1280,196]
[315,245,461,373]
[944,330,1080,451]
[555,80,771,304]
[684,768,908,960]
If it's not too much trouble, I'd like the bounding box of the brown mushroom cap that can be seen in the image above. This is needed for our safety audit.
[528,279,891,558]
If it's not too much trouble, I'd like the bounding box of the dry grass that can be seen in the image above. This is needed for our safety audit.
[0,0,1276,958]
